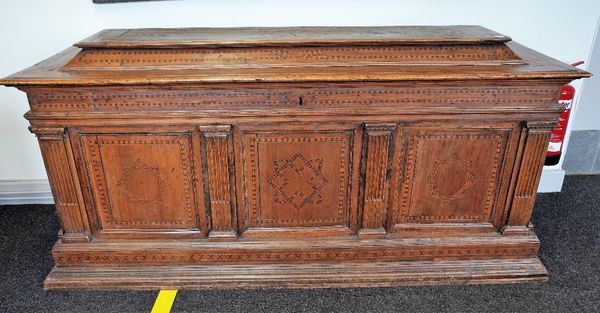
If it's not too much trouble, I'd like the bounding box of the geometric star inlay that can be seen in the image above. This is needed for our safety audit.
[268,153,328,210]
[116,158,167,204]
[425,154,476,201]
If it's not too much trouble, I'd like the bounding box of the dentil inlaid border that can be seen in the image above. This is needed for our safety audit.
[27,85,560,111]
[67,45,520,69]
[53,244,538,265]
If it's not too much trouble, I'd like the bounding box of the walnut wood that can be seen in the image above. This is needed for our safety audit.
[358,123,395,238]
[0,26,590,290]
[44,258,548,290]
[200,125,237,241]
[504,121,555,235]
[32,127,90,243]
[74,26,512,49]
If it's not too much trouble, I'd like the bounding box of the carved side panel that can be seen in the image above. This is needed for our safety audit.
[33,127,89,243]
[505,121,554,234]
[394,127,510,231]
[81,133,199,236]
[242,130,353,232]
[200,125,237,240]
[359,124,395,237]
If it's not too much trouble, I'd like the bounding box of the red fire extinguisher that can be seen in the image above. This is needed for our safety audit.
[545,61,584,166]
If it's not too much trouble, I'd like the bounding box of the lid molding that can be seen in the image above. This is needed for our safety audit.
[0,26,590,87]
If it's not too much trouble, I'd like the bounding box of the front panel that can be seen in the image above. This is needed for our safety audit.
[238,124,360,236]
[392,123,517,233]
[79,131,202,238]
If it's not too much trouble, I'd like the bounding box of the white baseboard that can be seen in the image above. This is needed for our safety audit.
[0,179,54,205]
[538,168,566,193]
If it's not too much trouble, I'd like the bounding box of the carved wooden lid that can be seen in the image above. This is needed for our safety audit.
[1,26,590,86]
[74,26,512,48]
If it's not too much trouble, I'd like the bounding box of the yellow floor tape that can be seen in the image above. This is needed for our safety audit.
[151,290,178,313]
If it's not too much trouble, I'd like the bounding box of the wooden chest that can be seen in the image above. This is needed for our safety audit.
[1,26,590,290]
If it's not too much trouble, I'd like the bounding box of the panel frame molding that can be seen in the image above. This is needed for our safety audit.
[73,126,205,239]
[237,123,362,238]
[390,122,518,235]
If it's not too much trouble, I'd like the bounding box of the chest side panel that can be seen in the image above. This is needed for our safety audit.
[391,123,520,234]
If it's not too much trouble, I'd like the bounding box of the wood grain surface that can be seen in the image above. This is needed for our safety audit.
[0,26,591,290]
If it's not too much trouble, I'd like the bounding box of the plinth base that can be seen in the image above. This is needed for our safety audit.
[45,257,548,290]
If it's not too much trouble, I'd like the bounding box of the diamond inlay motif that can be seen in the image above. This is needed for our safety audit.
[425,154,476,201]
[117,158,167,204]
[268,153,328,210]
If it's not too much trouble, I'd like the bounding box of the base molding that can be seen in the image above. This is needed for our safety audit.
[44,258,548,290]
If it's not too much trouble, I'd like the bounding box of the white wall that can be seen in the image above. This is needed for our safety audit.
[1,0,599,180]
[572,22,600,132]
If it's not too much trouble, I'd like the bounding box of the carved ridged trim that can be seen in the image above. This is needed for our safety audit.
[66,45,521,69]
[201,126,235,233]
[53,245,538,265]
[36,129,85,234]
[82,136,194,227]
[27,86,560,111]
[398,132,505,222]
[508,124,551,226]
[514,134,548,199]
[361,124,395,229]
[248,135,349,226]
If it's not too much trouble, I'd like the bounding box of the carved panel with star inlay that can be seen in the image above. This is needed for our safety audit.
[394,127,511,226]
[241,129,354,230]
[81,133,199,234]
